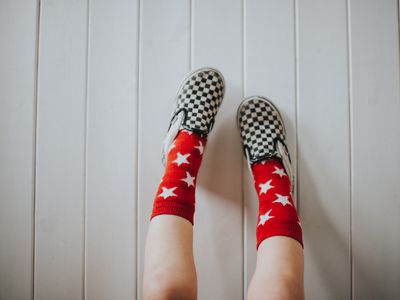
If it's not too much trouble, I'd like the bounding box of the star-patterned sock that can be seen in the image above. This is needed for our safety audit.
[151,130,206,224]
[252,158,303,249]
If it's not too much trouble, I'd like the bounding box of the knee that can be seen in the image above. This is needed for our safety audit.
[248,274,303,300]
[269,275,303,299]
[143,270,196,300]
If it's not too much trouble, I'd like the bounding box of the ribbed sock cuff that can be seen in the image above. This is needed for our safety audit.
[256,221,303,249]
[150,201,195,225]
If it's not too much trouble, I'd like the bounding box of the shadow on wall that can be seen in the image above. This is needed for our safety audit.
[192,89,245,298]
[196,90,243,206]
[299,129,385,298]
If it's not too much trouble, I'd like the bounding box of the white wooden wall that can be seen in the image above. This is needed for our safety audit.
[1,0,399,299]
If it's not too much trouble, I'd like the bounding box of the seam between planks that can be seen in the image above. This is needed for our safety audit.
[293,0,300,214]
[135,0,143,298]
[82,0,91,299]
[31,0,41,299]
[345,0,354,299]
[190,0,194,70]
[32,0,42,299]
[240,0,247,299]
[242,0,247,298]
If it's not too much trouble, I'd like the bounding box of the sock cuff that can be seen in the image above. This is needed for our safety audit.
[150,201,195,225]
[256,221,303,249]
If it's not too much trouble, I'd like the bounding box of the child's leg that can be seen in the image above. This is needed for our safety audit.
[143,215,197,300]
[247,236,304,300]
[237,96,304,300]
[142,68,225,300]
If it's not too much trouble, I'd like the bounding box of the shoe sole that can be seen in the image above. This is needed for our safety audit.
[162,67,226,165]
[169,67,226,123]
[236,95,287,137]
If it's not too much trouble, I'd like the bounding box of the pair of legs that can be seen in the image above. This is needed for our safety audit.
[143,216,303,300]
[142,68,303,299]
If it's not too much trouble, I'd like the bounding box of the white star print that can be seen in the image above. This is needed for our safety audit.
[259,179,274,195]
[173,152,190,166]
[181,171,195,187]
[158,187,177,199]
[272,194,292,206]
[273,166,287,177]
[258,209,274,226]
[195,141,204,155]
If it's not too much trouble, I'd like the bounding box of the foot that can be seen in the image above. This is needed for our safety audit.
[237,96,302,249]
[237,96,294,196]
[152,67,225,224]
[162,67,225,164]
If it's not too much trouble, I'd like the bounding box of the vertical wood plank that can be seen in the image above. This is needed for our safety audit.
[349,0,400,298]
[85,0,139,299]
[0,1,38,299]
[244,0,297,294]
[192,0,243,298]
[35,0,88,299]
[297,0,351,299]
[137,0,190,298]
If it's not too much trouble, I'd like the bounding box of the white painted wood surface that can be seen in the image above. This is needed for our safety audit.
[85,0,139,299]
[349,0,400,299]
[0,1,38,300]
[297,0,352,299]
[1,0,400,299]
[34,0,88,299]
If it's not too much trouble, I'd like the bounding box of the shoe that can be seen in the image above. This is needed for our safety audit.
[162,67,225,164]
[237,96,294,196]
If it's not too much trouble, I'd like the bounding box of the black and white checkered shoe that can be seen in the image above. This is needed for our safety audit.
[237,96,295,195]
[162,67,225,164]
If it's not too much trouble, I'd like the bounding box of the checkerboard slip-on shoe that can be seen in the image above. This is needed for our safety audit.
[162,67,225,165]
[237,96,295,197]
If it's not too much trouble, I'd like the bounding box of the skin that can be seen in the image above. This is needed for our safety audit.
[143,215,197,300]
[143,215,304,300]
[247,236,304,300]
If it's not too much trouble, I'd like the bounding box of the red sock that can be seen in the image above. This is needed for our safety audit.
[151,130,206,224]
[252,159,303,249]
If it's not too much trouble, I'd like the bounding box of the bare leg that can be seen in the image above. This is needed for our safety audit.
[142,68,225,300]
[237,97,304,300]
[247,236,304,300]
[143,215,197,300]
